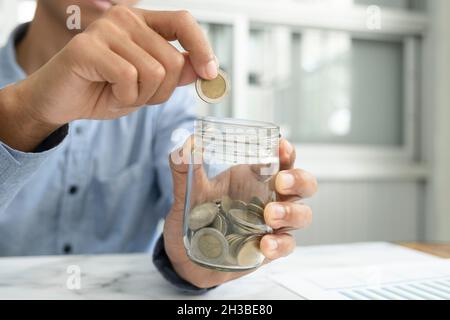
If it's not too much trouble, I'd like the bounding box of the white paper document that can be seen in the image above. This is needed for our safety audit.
[268,242,450,300]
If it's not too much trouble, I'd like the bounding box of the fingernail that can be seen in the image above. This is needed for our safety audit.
[279,173,295,190]
[205,59,218,79]
[267,239,278,251]
[268,239,278,251]
[271,204,285,220]
[284,140,293,155]
[214,55,220,69]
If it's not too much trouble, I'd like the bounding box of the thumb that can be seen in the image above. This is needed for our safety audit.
[169,135,208,211]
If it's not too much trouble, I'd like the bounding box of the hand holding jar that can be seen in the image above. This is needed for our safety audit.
[163,117,318,289]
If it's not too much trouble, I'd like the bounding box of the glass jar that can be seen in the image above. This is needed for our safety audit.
[183,117,280,271]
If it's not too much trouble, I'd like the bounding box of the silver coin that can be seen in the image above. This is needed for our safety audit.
[237,236,264,267]
[228,237,245,249]
[220,213,229,235]
[231,200,247,211]
[188,202,219,231]
[225,255,237,266]
[237,222,273,235]
[232,222,258,236]
[227,200,248,221]
[233,209,272,234]
[226,233,245,244]
[225,233,245,243]
[211,212,228,235]
[220,195,232,215]
[191,227,229,264]
[247,203,264,216]
[225,237,241,265]
[226,234,246,258]
[249,196,265,209]
[228,209,265,228]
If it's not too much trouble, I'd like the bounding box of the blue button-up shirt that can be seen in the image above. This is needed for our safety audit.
[0,25,196,262]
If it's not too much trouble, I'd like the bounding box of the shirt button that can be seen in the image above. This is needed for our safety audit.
[63,244,72,254]
[68,185,78,195]
[75,127,83,135]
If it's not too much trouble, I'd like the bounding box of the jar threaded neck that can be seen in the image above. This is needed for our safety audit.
[194,117,280,165]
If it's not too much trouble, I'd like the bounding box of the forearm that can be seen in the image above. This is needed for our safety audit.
[0,83,58,152]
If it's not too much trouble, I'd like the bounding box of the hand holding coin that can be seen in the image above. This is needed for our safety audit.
[196,69,230,104]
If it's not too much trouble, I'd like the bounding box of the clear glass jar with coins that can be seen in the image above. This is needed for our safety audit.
[182,117,280,271]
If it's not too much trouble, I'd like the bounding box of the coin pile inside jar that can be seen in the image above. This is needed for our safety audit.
[188,195,272,267]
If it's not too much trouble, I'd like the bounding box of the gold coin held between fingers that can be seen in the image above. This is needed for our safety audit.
[196,69,230,104]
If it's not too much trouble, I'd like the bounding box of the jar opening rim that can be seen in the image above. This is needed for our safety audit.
[197,116,279,130]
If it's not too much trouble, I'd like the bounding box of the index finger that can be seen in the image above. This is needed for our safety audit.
[134,9,218,80]
[275,169,318,198]
[279,138,296,170]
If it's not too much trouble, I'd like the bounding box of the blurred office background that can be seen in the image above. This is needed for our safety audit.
[1,0,449,244]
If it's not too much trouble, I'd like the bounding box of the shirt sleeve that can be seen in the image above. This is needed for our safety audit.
[0,125,68,213]
[153,234,215,294]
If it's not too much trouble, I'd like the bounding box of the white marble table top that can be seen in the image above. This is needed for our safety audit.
[0,242,437,300]
[0,253,300,300]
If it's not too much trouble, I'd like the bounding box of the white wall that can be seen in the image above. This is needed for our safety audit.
[0,0,18,46]
[297,181,422,244]
[424,0,450,242]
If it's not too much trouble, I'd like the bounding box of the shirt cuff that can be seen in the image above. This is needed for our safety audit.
[152,234,217,294]
[0,124,68,174]
[34,124,69,153]
[0,125,68,211]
